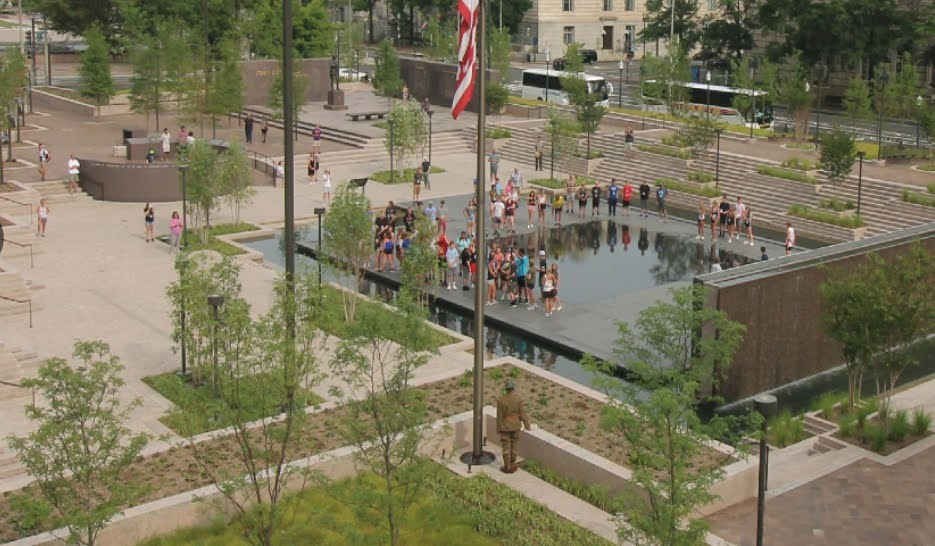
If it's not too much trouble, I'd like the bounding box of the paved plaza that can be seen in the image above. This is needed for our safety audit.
[0,83,934,545]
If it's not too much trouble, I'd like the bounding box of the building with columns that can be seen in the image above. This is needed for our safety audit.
[514,0,721,62]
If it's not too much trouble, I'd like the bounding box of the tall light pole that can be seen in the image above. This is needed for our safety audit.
[705,70,711,120]
[814,63,826,142]
[750,58,757,139]
[177,163,190,376]
[282,0,296,341]
[427,108,434,164]
[876,71,888,160]
[314,207,325,302]
[856,151,865,216]
[714,128,722,189]
[755,394,778,546]
[618,60,624,109]
[545,50,551,103]
[460,0,494,469]
[916,95,923,147]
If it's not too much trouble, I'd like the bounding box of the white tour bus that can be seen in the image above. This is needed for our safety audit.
[521,69,610,106]
[642,80,773,127]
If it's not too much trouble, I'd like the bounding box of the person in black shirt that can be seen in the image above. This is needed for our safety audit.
[590,182,601,217]
[638,182,651,217]
[718,196,731,238]
[421,157,432,190]
[403,208,416,232]
[637,227,649,256]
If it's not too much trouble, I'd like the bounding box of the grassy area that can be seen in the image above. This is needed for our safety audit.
[372,120,388,130]
[176,223,260,256]
[369,166,446,185]
[781,157,821,171]
[139,463,612,546]
[486,127,512,139]
[817,198,856,212]
[856,141,880,160]
[142,372,323,436]
[687,170,714,183]
[521,459,634,515]
[656,178,720,198]
[902,189,935,207]
[316,284,457,350]
[637,143,692,159]
[573,149,604,159]
[757,165,818,184]
[785,141,815,151]
[767,410,808,447]
[529,177,597,190]
[919,163,935,172]
[788,204,866,228]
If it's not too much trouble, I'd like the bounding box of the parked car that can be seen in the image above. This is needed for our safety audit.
[339,68,369,82]
[552,49,598,71]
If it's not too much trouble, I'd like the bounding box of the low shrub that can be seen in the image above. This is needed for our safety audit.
[917,163,935,172]
[785,141,815,150]
[889,409,911,442]
[911,407,932,435]
[662,134,692,148]
[369,166,446,185]
[757,165,818,184]
[902,189,935,207]
[521,459,630,514]
[486,127,512,139]
[573,149,605,159]
[655,178,720,198]
[865,422,888,452]
[811,391,848,420]
[768,409,807,448]
[687,170,714,183]
[928,183,935,194]
[781,157,820,171]
[817,198,856,212]
[529,177,597,189]
[788,204,866,228]
[637,143,692,159]
[175,222,260,256]
[838,415,857,437]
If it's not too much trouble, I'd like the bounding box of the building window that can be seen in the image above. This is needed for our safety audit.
[563,26,575,44]
[625,0,635,11]
[603,0,613,10]
[563,0,574,11]
[708,0,717,10]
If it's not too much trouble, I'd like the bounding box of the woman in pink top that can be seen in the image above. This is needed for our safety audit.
[169,211,183,252]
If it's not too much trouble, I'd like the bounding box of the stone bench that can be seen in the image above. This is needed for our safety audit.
[345,111,388,122]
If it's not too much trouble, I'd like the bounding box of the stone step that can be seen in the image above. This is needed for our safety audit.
[807,434,849,456]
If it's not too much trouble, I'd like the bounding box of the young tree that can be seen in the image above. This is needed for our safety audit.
[384,99,427,175]
[0,49,26,135]
[6,341,150,546]
[399,211,438,307]
[682,114,724,171]
[588,285,745,546]
[544,106,578,180]
[78,25,113,118]
[424,14,455,62]
[373,39,403,99]
[842,77,873,124]
[641,48,691,127]
[206,37,245,138]
[774,58,813,142]
[560,43,606,160]
[218,141,255,226]
[321,184,373,322]
[328,293,437,546]
[181,140,224,242]
[185,276,323,546]
[639,0,701,51]
[819,128,857,200]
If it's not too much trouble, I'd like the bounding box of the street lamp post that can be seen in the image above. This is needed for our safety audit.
[754,394,778,546]
[427,109,434,164]
[814,64,826,142]
[804,81,811,139]
[5,113,13,162]
[545,50,551,103]
[749,58,757,139]
[618,60,624,109]
[207,294,225,397]
[705,70,711,121]
[314,207,326,301]
[714,128,722,189]
[856,151,865,216]
[916,95,924,148]
[876,72,888,160]
[177,164,190,376]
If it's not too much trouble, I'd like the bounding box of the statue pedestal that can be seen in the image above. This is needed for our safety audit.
[324,89,348,111]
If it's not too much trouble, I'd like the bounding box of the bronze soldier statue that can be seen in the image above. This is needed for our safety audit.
[496,379,530,473]
[329,55,340,91]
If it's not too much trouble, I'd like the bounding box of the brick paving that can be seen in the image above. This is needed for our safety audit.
[706,448,935,546]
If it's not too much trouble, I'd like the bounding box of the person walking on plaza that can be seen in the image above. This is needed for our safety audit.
[534,136,543,171]
[488,146,501,183]
[638,180,650,217]
[497,379,530,473]
[322,169,332,205]
[36,199,49,237]
[169,211,183,252]
[37,143,51,180]
[624,126,635,159]
[66,153,80,195]
[412,166,423,202]
[421,157,432,190]
[244,113,254,144]
[261,118,269,143]
[160,128,171,161]
[143,203,155,242]
[785,222,795,255]
[312,124,322,152]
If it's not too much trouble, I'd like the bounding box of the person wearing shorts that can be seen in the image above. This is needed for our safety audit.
[726,205,736,241]
[709,200,719,240]
[526,191,536,229]
[622,180,633,216]
[655,183,668,222]
[638,181,650,217]
[576,185,588,218]
[505,196,517,233]
[536,192,547,226]
[590,182,601,217]
[624,126,634,159]
[785,222,795,255]
[486,253,499,304]
[488,147,501,183]
[312,124,322,152]
[718,196,730,237]
[491,197,505,237]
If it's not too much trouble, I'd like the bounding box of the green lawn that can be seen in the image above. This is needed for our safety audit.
[369,166,446,185]
[529,176,597,189]
[167,222,259,256]
[138,463,612,546]
[902,189,935,207]
[657,178,720,198]
[756,165,818,185]
[143,371,323,436]
[788,204,866,228]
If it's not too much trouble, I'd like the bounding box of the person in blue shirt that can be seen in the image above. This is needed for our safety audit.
[655,182,669,223]
[515,248,536,310]
[424,202,438,224]
[607,179,620,216]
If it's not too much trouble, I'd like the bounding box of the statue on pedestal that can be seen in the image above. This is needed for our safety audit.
[329,55,340,91]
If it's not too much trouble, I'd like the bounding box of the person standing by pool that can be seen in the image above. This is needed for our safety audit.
[488,146,501,183]
[515,248,535,310]
[591,180,601,217]
[638,180,651,218]
[552,192,564,226]
[622,180,633,216]
[709,199,719,240]
[437,199,449,234]
[536,191,547,227]
[66,153,80,195]
[424,201,438,225]
[550,263,563,312]
[697,201,706,239]
[785,222,795,255]
[527,191,537,229]
[486,251,499,305]
[542,267,556,317]
[565,175,576,214]
[445,240,460,290]
[576,183,588,218]
[534,137,543,171]
[655,182,669,223]
[491,196,505,237]
[744,207,755,246]
[505,194,517,233]
[464,198,477,236]
[607,179,620,216]
[412,166,423,202]
[718,196,730,238]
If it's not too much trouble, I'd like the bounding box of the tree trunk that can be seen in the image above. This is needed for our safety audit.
[368,7,374,43]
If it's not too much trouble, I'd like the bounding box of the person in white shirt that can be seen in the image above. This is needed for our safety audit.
[66,153,80,195]
[322,169,332,205]
[785,222,796,255]
[491,198,505,237]
[160,128,171,160]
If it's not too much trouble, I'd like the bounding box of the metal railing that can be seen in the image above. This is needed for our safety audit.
[2,238,33,268]
[0,378,36,405]
[0,294,32,327]
[0,193,33,224]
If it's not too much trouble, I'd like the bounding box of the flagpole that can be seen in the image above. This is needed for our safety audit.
[461,0,494,468]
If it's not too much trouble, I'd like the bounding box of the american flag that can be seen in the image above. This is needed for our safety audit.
[451,0,479,119]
